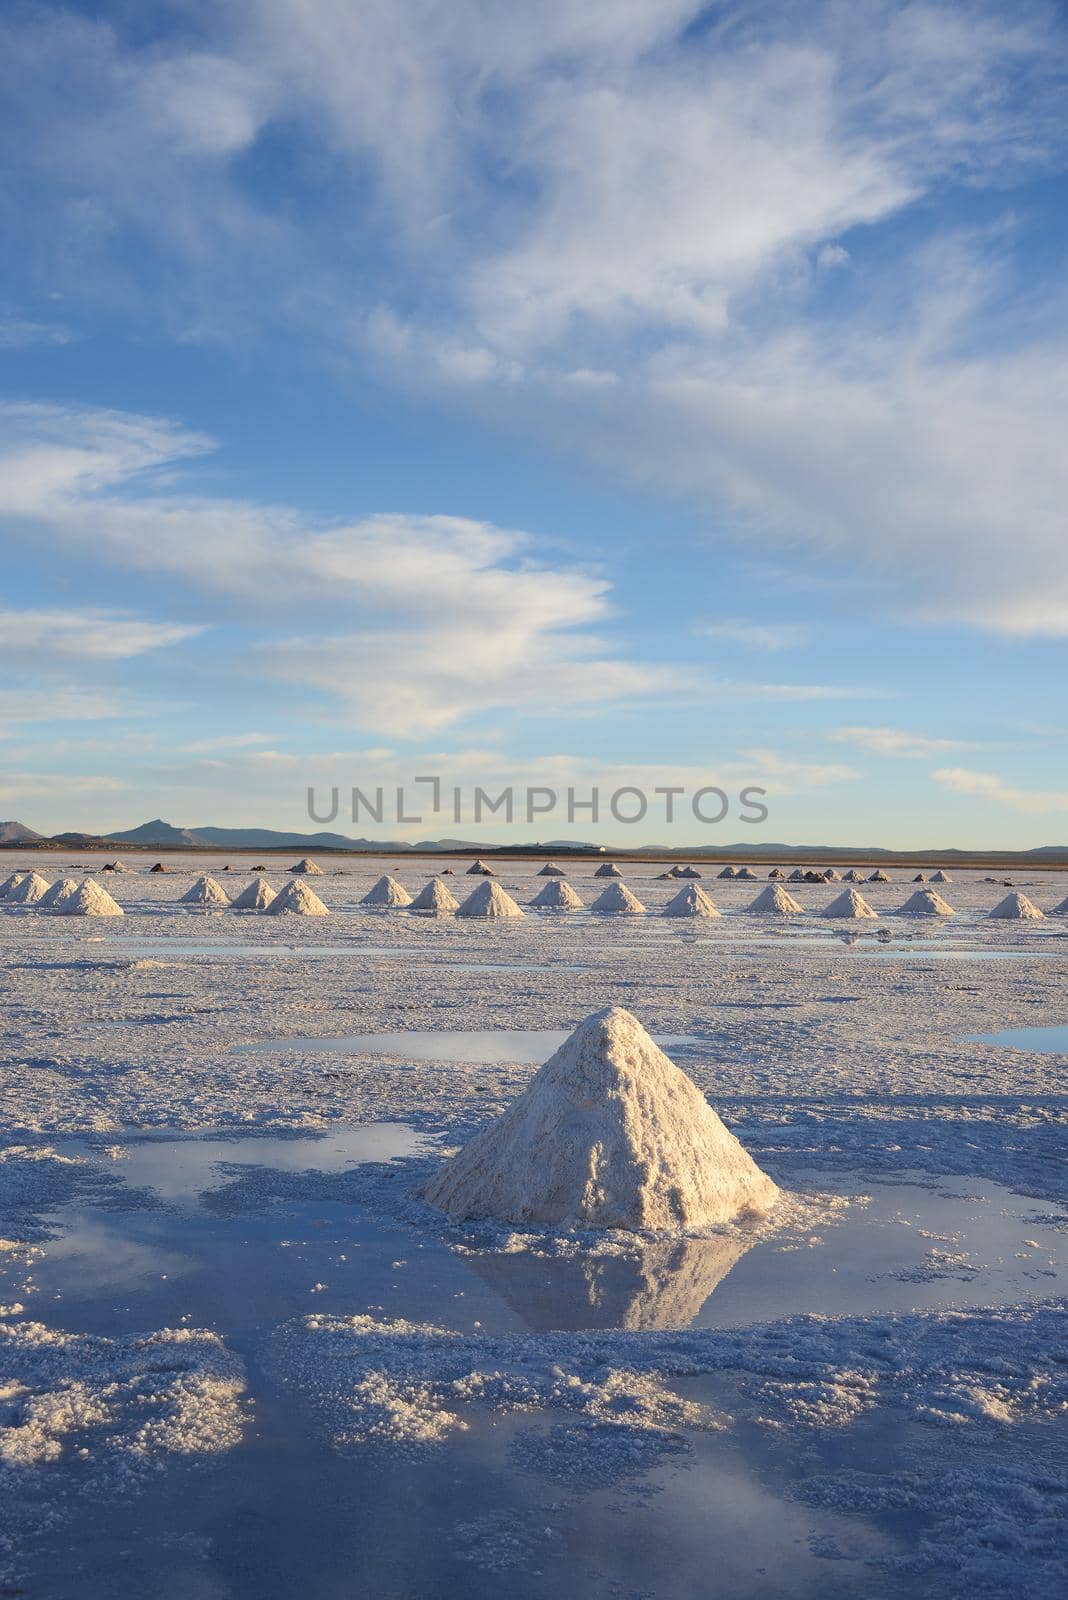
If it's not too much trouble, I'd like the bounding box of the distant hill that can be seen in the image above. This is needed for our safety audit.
[107,819,210,847]
[192,826,393,850]
[0,820,44,844]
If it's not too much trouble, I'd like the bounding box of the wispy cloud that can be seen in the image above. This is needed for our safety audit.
[696,619,809,652]
[828,726,974,759]
[0,605,203,660]
[933,766,1068,816]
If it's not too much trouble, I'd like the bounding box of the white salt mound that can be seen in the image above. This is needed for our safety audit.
[678,866,702,879]
[231,877,277,910]
[734,867,758,880]
[821,888,878,920]
[456,879,523,919]
[787,868,805,882]
[467,859,496,876]
[424,1006,780,1230]
[748,884,803,914]
[843,869,864,883]
[266,878,330,916]
[537,862,566,876]
[410,878,459,912]
[868,869,891,883]
[913,873,928,883]
[823,867,842,882]
[590,881,646,914]
[6,872,52,905]
[361,875,412,908]
[38,877,81,911]
[717,865,737,879]
[55,878,124,917]
[662,883,720,919]
[0,871,28,898]
[290,857,323,875]
[898,888,955,917]
[180,874,231,907]
[930,869,952,883]
[768,867,785,879]
[531,879,584,911]
[989,891,1044,921]
[594,862,623,878]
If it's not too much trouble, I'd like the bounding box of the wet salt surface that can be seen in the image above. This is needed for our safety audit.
[965,1023,1068,1053]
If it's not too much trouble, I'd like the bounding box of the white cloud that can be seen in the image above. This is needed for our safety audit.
[697,619,809,651]
[0,605,203,660]
[933,766,1068,816]
[828,726,973,759]
[0,771,128,802]
[0,688,127,732]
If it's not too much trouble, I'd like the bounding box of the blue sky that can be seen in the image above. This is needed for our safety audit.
[2,0,1068,846]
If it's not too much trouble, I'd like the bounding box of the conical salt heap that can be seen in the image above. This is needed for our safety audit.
[823,867,842,882]
[930,870,952,883]
[290,857,323,875]
[748,884,803,914]
[231,877,277,910]
[843,868,864,882]
[361,875,412,908]
[537,862,566,877]
[410,878,459,912]
[590,881,646,914]
[678,866,702,879]
[0,871,28,898]
[821,888,878,920]
[38,877,81,911]
[424,1007,780,1230]
[717,865,737,879]
[456,879,523,918]
[787,868,805,882]
[868,869,891,883]
[913,873,928,883]
[735,867,758,880]
[898,888,955,917]
[467,859,496,876]
[1050,894,1068,916]
[531,879,584,911]
[180,875,231,907]
[55,878,123,916]
[768,867,785,879]
[662,883,720,918]
[989,891,1043,920]
[266,878,330,916]
[594,862,623,878]
[6,872,52,905]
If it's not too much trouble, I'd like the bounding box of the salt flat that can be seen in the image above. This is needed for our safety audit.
[1,854,1065,1598]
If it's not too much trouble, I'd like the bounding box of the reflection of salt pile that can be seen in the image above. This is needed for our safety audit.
[590,881,646,915]
[410,878,459,912]
[6,872,52,905]
[231,877,277,910]
[361,875,412,907]
[55,878,124,916]
[748,884,802,914]
[662,883,720,918]
[531,879,584,911]
[456,880,523,919]
[267,878,330,916]
[594,862,623,878]
[898,888,955,917]
[180,875,231,907]
[290,857,323,875]
[931,869,952,883]
[537,862,566,877]
[990,891,1044,920]
[821,888,877,920]
[38,877,81,910]
[425,1006,780,1229]
[467,859,495,876]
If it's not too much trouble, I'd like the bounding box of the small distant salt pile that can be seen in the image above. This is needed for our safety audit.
[787,868,805,883]
[424,1006,780,1229]
[267,878,330,916]
[537,862,566,877]
[678,865,702,879]
[868,869,891,883]
[590,881,646,915]
[102,860,126,872]
[803,869,826,883]
[717,865,737,880]
[823,867,842,882]
[290,857,323,876]
[930,869,952,883]
[531,879,584,911]
[734,867,758,880]
[594,862,623,878]
[664,865,683,878]
[6,871,52,905]
[467,859,496,876]
[989,891,1044,920]
[913,873,928,883]
[662,883,720,919]
[410,878,459,912]
[149,862,170,873]
[768,867,785,880]
[38,877,81,911]
[361,875,412,908]
[821,888,878,920]
[897,888,955,917]
[748,884,803,914]
[230,877,277,911]
[843,868,864,883]
[55,878,123,916]
[180,875,231,908]
[0,871,28,898]
[1050,894,1068,916]
[456,879,524,919]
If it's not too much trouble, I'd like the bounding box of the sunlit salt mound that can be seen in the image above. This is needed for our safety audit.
[594,862,623,878]
[787,868,805,882]
[38,877,81,911]
[823,867,842,882]
[821,888,877,920]
[590,881,646,915]
[767,867,785,880]
[361,875,412,907]
[466,858,496,876]
[424,1007,780,1230]
[867,869,891,883]
[180,875,231,908]
[6,872,52,905]
[662,883,720,919]
[531,879,584,911]
[734,867,758,880]
[843,868,864,882]
[0,871,27,898]
[456,879,524,918]
[54,878,123,916]
[989,891,1044,920]
[537,862,566,877]
[409,878,459,912]
[230,877,276,911]
[913,873,928,883]
[748,884,803,915]
[717,865,736,879]
[290,857,323,875]
[266,878,329,916]
[678,866,702,879]
[930,869,952,883]
[897,888,955,917]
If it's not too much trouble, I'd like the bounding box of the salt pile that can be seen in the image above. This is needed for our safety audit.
[230,877,277,911]
[868,869,891,883]
[662,883,720,918]
[0,871,28,897]
[149,862,169,873]
[180,875,231,908]
[787,868,805,882]
[768,867,785,879]
[748,884,803,914]
[843,868,864,882]
[530,879,584,911]
[989,891,1044,920]
[594,862,623,878]
[290,857,323,875]
[361,875,412,908]
[456,879,523,918]
[931,869,952,883]
[424,1006,780,1229]
[409,878,459,912]
[6,872,52,905]
[466,859,496,876]
[823,867,842,882]
[54,878,124,916]
[678,866,702,879]
[266,878,330,916]
[735,867,758,880]
[38,877,81,911]
[717,865,737,879]
[898,888,955,917]
[537,862,566,877]
[821,888,878,920]
[590,881,646,915]
[913,873,928,883]
[1051,894,1068,916]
